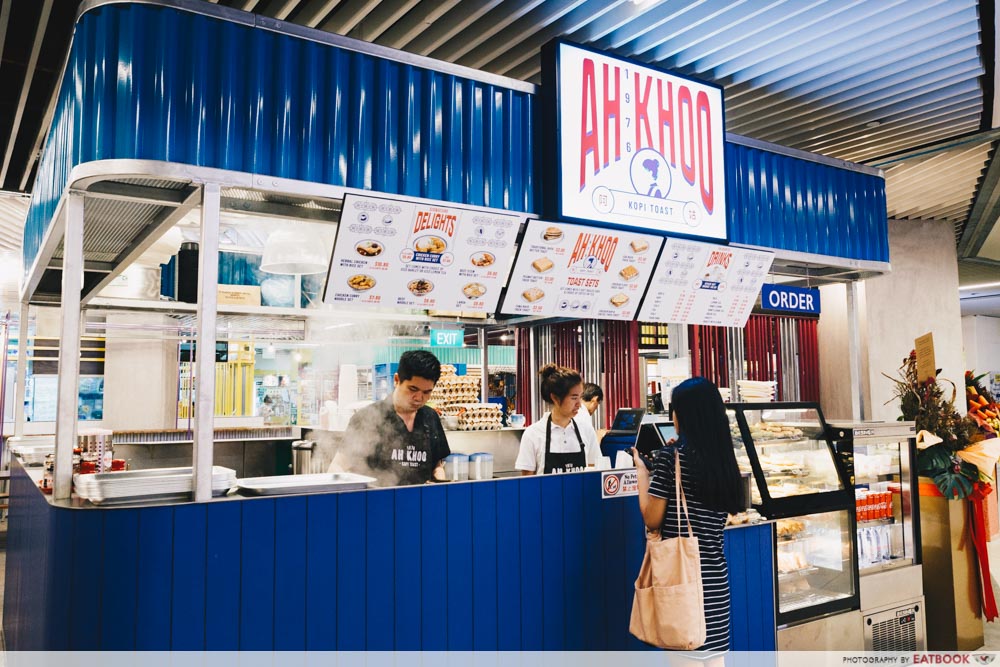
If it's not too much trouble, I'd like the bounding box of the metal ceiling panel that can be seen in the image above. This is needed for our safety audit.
[884,140,992,238]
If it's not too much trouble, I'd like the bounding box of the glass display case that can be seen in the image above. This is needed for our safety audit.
[825,422,921,573]
[730,402,859,626]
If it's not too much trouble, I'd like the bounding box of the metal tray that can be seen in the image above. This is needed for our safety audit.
[235,472,376,496]
[74,466,236,504]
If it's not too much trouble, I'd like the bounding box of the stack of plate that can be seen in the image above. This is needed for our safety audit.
[737,380,776,402]
[74,466,236,505]
[718,387,732,402]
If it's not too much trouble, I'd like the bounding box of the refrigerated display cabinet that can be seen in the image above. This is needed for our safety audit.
[827,421,926,651]
[729,402,860,629]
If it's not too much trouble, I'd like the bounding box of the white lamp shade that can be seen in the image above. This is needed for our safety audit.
[260,228,329,275]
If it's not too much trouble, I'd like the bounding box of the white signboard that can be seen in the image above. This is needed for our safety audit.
[499,220,662,320]
[555,42,727,240]
[323,194,523,313]
[638,238,773,327]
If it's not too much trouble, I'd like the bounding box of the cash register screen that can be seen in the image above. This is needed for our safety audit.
[610,408,645,433]
[656,423,678,445]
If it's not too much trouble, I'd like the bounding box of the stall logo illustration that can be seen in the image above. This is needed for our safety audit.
[568,232,619,273]
[974,655,996,665]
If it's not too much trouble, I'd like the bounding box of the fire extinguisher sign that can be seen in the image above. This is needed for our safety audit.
[602,469,639,499]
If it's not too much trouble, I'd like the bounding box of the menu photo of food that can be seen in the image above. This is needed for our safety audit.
[462,283,487,299]
[348,274,376,291]
[532,257,554,273]
[542,226,564,242]
[414,235,447,254]
[355,240,383,257]
[408,278,434,296]
[470,251,495,267]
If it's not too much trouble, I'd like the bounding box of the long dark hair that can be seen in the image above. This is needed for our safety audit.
[670,377,745,514]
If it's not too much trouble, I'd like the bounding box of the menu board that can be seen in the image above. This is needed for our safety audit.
[638,238,773,327]
[499,220,662,320]
[323,194,523,313]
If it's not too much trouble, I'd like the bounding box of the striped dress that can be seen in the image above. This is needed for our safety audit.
[647,441,730,652]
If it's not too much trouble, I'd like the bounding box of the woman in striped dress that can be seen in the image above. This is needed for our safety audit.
[633,377,745,653]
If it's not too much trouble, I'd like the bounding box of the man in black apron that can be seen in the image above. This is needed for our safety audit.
[342,350,450,486]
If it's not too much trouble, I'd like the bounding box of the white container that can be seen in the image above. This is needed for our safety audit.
[444,454,469,481]
[468,453,494,480]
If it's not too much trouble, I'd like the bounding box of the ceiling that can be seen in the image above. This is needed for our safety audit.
[0,0,998,311]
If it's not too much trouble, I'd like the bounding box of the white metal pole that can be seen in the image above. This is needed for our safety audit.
[12,301,28,437]
[55,193,84,500]
[193,183,221,502]
[478,328,489,402]
[528,326,538,422]
[846,281,866,420]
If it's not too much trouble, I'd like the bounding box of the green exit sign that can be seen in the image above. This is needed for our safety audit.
[430,328,464,347]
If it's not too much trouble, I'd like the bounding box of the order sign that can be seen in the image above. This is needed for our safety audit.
[499,220,662,320]
[323,194,523,313]
[638,238,773,327]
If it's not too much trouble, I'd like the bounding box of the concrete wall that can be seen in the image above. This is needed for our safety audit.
[962,315,1000,373]
[863,219,965,422]
[817,219,965,422]
[817,283,854,420]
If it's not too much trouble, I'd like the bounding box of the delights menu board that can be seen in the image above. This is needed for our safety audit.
[499,220,662,320]
[637,237,774,327]
[323,194,524,313]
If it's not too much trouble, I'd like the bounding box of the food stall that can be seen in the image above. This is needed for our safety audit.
[7,0,892,652]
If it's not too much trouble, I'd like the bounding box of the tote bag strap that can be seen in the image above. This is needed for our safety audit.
[675,449,694,538]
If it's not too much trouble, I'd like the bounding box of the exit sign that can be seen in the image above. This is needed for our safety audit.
[430,328,464,347]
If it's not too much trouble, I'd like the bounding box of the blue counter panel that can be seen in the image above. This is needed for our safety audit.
[394,487,423,650]
[205,502,241,650]
[6,461,778,650]
[275,496,308,651]
[304,493,338,650]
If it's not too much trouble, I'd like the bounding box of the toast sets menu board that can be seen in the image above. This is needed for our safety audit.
[323,194,524,313]
[637,237,774,327]
[499,220,662,320]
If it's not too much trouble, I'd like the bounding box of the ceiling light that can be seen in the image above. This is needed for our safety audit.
[959,281,1000,292]
[865,120,881,129]
[260,228,329,275]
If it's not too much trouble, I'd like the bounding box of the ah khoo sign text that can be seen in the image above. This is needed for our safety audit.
[555,42,727,241]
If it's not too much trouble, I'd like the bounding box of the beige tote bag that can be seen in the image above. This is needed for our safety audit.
[629,450,707,650]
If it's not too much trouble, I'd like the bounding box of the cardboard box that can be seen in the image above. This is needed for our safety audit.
[217,285,261,306]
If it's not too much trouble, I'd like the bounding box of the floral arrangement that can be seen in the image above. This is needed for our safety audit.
[884,352,997,500]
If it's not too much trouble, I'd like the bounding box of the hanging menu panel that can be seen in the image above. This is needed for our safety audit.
[499,220,662,320]
[323,194,523,313]
[638,238,773,327]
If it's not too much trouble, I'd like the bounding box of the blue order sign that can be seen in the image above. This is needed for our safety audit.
[761,284,820,314]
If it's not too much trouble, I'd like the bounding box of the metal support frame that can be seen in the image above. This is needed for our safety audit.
[478,328,489,403]
[54,193,84,500]
[528,326,538,422]
[13,302,28,437]
[193,183,221,502]
[846,281,866,420]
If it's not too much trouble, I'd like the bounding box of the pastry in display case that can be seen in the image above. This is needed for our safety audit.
[774,510,857,619]
[730,402,860,627]
[730,402,853,517]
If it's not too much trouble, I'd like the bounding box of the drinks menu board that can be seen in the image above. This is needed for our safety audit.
[638,237,774,327]
[499,220,663,320]
[323,194,524,313]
